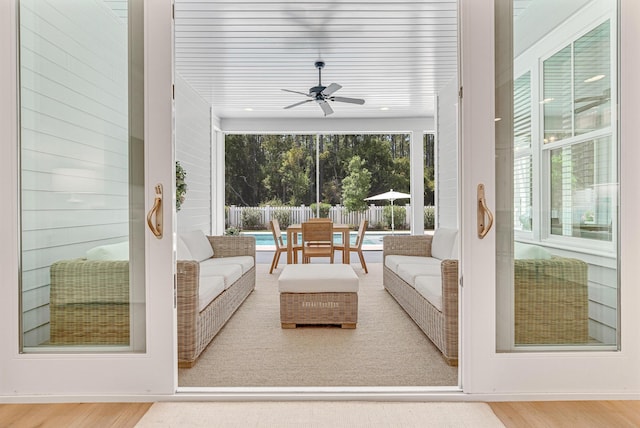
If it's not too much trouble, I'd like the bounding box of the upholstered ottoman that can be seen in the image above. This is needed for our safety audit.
[278,264,359,328]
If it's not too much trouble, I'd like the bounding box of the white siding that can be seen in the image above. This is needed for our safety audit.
[436,77,459,230]
[20,0,128,346]
[175,74,212,234]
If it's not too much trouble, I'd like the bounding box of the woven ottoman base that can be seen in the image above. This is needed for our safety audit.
[278,264,359,328]
[280,292,358,328]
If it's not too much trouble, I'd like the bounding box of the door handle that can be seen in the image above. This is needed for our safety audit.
[477,183,494,239]
[146,184,163,238]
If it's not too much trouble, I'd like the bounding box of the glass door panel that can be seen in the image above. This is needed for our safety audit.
[19,0,144,352]
[495,0,618,351]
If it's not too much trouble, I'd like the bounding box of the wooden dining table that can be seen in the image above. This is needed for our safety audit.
[286,223,351,264]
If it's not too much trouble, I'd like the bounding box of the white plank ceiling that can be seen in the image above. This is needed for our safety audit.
[174,0,534,120]
[174,0,459,120]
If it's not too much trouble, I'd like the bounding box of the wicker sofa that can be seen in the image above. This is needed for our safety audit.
[383,234,590,365]
[49,233,256,368]
[382,230,459,366]
[177,232,256,367]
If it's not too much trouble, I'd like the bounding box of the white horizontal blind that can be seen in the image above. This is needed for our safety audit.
[513,72,532,231]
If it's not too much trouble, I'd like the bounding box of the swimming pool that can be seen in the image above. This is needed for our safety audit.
[241,231,409,248]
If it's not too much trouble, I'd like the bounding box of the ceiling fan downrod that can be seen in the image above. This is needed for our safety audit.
[315,61,325,86]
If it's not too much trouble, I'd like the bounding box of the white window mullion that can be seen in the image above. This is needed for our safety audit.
[561,146,573,236]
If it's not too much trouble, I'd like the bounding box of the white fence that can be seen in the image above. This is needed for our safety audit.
[227,204,432,230]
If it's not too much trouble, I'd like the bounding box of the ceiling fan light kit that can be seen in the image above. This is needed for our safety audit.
[282,61,365,116]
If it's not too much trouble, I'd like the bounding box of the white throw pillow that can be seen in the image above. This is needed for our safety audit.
[176,235,193,260]
[86,241,129,261]
[180,230,214,262]
[450,236,459,259]
[431,228,458,260]
[514,242,552,259]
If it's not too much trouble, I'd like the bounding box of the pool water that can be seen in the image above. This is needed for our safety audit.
[241,231,408,247]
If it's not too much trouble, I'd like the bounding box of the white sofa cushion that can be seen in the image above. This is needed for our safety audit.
[278,264,359,293]
[514,242,552,259]
[181,230,214,262]
[177,235,193,260]
[431,228,458,260]
[200,263,243,289]
[86,241,129,261]
[198,276,226,312]
[414,275,443,312]
[396,263,441,286]
[199,255,254,274]
[385,255,441,272]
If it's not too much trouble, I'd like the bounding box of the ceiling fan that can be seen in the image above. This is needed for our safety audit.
[282,61,365,116]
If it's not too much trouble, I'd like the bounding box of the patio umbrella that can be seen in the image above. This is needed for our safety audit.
[365,189,411,234]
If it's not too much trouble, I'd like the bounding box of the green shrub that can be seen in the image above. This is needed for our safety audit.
[241,208,262,230]
[272,209,292,229]
[424,206,435,230]
[310,202,331,218]
[370,221,386,230]
[225,227,240,236]
[383,205,407,230]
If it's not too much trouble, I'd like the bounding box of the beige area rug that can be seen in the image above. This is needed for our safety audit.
[178,263,457,387]
[136,402,505,428]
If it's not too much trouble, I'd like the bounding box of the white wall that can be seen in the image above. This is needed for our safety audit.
[19,0,128,346]
[436,78,459,230]
[175,74,212,234]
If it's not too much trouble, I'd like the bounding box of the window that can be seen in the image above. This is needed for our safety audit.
[542,20,614,242]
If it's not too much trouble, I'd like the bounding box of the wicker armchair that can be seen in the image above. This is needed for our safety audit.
[50,259,130,345]
[177,235,256,367]
[383,235,459,366]
[514,257,589,344]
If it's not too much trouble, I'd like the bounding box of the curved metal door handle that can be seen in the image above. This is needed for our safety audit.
[477,183,494,239]
[146,184,163,238]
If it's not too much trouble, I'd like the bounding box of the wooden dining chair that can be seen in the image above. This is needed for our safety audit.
[333,219,368,273]
[301,221,334,263]
[269,219,299,273]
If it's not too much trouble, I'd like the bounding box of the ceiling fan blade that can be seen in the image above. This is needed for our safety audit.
[282,89,311,97]
[318,100,334,116]
[284,99,313,109]
[331,96,365,105]
[322,83,342,96]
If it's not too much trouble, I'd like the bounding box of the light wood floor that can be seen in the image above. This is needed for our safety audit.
[489,401,640,427]
[0,401,638,427]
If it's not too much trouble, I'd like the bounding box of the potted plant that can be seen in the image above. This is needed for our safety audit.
[176,161,187,211]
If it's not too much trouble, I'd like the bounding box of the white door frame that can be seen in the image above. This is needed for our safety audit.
[1,0,639,400]
[0,0,177,398]
[459,0,640,398]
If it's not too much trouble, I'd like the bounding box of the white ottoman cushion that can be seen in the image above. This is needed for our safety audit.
[278,264,359,293]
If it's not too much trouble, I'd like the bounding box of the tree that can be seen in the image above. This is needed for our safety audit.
[225,134,264,206]
[341,156,372,212]
[280,146,310,205]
